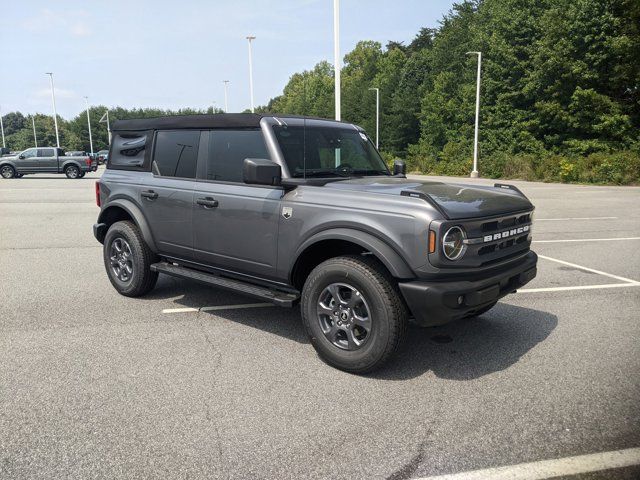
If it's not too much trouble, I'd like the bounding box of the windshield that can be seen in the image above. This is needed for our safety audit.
[273,125,389,178]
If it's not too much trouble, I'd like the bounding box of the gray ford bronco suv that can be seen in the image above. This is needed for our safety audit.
[93,114,537,372]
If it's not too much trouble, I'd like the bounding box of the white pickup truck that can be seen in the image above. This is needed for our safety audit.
[0,147,98,179]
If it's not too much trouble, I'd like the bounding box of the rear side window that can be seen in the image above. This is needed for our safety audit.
[109,132,149,168]
[38,148,55,157]
[204,129,269,182]
[152,130,199,178]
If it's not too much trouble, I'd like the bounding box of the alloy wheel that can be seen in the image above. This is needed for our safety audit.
[1,166,14,178]
[109,237,134,283]
[316,282,372,350]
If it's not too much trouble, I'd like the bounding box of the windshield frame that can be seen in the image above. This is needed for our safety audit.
[262,117,390,180]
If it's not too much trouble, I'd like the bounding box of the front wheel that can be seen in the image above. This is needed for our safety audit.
[301,255,408,373]
[1,165,16,179]
[65,165,80,179]
[103,221,159,297]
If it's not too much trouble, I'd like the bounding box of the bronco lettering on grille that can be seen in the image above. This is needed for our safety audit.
[483,225,530,243]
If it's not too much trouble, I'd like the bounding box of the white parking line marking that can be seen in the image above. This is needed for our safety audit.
[537,254,640,284]
[162,303,274,314]
[536,216,617,221]
[518,283,640,293]
[413,446,640,480]
[533,237,640,243]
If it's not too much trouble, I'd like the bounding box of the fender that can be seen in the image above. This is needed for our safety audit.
[293,228,415,280]
[97,198,158,252]
[60,159,83,171]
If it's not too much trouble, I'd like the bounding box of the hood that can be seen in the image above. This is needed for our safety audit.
[323,177,533,220]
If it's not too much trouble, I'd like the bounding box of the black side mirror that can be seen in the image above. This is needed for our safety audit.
[19,155,25,159]
[243,158,282,186]
[393,159,406,176]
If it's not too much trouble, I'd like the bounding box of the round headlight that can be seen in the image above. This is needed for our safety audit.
[442,226,467,260]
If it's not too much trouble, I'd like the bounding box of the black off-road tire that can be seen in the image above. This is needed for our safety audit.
[65,165,80,179]
[103,221,159,297]
[301,255,408,373]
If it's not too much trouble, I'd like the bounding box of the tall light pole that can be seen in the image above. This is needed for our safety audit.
[99,110,111,145]
[368,87,379,149]
[466,51,481,178]
[246,36,256,113]
[32,115,38,148]
[333,0,341,121]
[83,96,94,155]
[223,80,230,112]
[0,105,5,148]
[45,73,60,148]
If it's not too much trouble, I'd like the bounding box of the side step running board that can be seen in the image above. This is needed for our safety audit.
[151,262,299,307]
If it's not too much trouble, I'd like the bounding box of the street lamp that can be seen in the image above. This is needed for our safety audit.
[368,87,379,149]
[223,80,230,112]
[0,105,5,148]
[45,73,61,148]
[466,51,482,178]
[32,115,38,148]
[333,0,341,121]
[246,36,256,113]
[99,110,111,145]
[84,96,94,155]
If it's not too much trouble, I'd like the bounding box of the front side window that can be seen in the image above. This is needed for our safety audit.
[21,149,37,158]
[205,129,269,183]
[273,125,388,178]
[38,148,55,157]
[152,130,199,178]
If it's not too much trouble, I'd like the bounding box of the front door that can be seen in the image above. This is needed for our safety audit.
[192,129,280,280]
[141,129,200,260]
[16,148,38,171]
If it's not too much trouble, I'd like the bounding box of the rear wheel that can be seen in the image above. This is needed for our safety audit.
[1,165,16,179]
[103,221,159,297]
[301,255,408,373]
[78,171,86,178]
[65,165,80,179]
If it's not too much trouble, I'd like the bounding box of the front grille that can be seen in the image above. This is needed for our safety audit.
[430,210,533,269]
[481,213,531,232]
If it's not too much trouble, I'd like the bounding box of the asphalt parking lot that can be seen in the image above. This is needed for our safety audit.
[1,169,639,479]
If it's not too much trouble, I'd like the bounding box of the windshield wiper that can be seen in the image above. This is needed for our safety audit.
[352,169,390,176]
[294,169,350,178]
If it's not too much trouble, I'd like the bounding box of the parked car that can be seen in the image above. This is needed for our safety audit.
[0,147,97,179]
[93,114,537,373]
[96,149,109,165]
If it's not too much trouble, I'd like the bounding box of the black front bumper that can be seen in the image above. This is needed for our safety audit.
[399,251,537,327]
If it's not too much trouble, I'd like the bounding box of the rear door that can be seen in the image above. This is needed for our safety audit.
[36,148,57,172]
[192,129,281,279]
[141,130,199,260]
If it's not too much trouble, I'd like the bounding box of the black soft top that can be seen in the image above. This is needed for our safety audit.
[111,113,356,132]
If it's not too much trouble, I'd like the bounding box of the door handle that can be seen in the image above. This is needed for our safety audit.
[196,197,219,208]
[141,190,158,200]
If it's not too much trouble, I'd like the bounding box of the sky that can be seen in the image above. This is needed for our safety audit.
[0,0,455,119]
